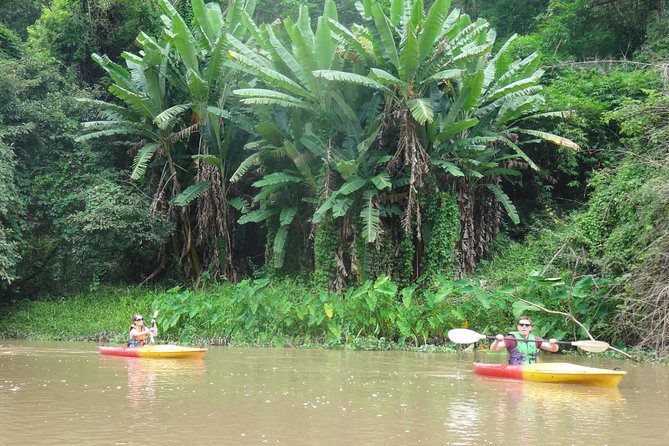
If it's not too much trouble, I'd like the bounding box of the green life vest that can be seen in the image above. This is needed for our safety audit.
[508,332,538,364]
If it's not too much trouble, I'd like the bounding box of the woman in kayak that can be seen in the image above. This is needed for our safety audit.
[489,316,559,364]
[128,314,157,347]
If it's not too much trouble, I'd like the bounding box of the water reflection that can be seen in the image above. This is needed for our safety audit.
[98,355,207,407]
[442,375,626,445]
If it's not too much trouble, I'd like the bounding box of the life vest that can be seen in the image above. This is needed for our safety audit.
[128,324,149,347]
[508,332,538,365]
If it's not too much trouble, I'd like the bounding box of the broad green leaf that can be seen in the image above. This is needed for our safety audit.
[427,69,464,83]
[192,0,216,48]
[253,172,303,188]
[332,197,353,218]
[230,153,260,183]
[371,3,400,70]
[238,208,277,224]
[419,0,452,61]
[313,70,386,90]
[438,117,479,140]
[273,225,289,267]
[432,160,465,177]
[171,13,200,74]
[154,103,193,130]
[234,88,306,108]
[361,190,380,243]
[517,129,581,151]
[228,51,311,99]
[314,17,334,70]
[407,98,434,124]
[131,143,160,180]
[171,181,213,207]
[399,23,419,81]
[486,183,519,225]
[192,154,223,170]
[338,178,367,195]
[370,172,392,190]
[369,68,404,87]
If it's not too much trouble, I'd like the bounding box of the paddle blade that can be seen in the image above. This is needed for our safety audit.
[448,328,487,344]
[571,340,610,353]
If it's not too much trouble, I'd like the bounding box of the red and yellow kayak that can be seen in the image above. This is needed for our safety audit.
[98,344,207,359]
[473,362,626,387]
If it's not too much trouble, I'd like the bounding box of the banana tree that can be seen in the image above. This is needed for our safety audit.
[429,32,580,271]
[315,0,580,275]
[228,1,381,271]
[78,0,257,282]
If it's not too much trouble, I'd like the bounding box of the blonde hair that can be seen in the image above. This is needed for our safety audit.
[518,316,533,325]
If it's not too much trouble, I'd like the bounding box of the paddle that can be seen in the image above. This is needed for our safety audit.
[149,310,159,345]
[448,328,610,353]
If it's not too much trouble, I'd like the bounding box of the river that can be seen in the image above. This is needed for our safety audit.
[0,340,666,445]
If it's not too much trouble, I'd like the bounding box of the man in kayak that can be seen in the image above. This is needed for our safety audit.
[489,316,559,364]
[128,314,157,347]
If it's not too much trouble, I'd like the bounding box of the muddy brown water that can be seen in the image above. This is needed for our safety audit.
[1,340,667,445]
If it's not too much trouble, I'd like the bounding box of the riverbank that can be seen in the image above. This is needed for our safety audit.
[0,277,653,360]
[0,280,456,351]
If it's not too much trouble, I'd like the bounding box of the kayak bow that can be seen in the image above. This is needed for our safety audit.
[473,362,626,387]
[98,344,207,359]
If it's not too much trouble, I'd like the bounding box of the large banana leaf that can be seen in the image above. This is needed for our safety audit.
[361,190,381,243]
[486,183,519,225]
[171,181,213,207]
[419,0,452,61]
[131,143,161,180]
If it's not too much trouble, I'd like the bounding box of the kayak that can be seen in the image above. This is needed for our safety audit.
[472,362,626,387]
[98,344,207,359]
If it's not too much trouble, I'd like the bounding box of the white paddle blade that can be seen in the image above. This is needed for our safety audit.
[448,328,487,344]
[571,340,610,353]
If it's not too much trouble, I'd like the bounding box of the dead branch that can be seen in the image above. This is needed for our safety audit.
[513,289,637,361]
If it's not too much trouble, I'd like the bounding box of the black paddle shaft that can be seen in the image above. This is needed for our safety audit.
[485,335,568,345]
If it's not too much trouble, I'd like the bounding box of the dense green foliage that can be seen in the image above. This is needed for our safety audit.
[0,274,620,353]
[28,0,162,83]
[2,0,669,357]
